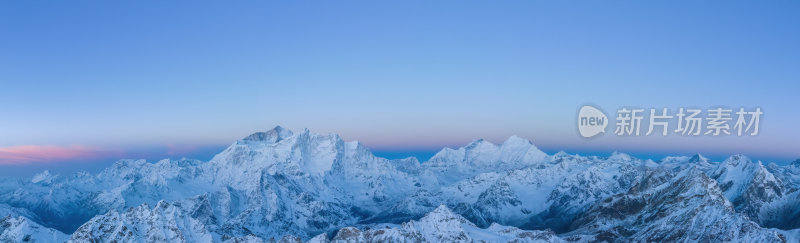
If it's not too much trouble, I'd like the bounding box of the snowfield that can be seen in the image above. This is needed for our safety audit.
[1,126,798,242]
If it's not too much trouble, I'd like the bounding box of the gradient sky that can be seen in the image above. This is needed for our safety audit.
[1,1,799,177]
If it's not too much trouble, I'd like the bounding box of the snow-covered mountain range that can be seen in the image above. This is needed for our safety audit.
[1,126,798,242]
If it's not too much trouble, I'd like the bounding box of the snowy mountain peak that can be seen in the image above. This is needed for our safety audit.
[70,200,213,242]
[326,206,564,243]
[553,151,569,158]
[608,151,635,162]
[209,126,347,176]
[101,159,148,176]
[460,135,534,149]
[567,163,790,242]
[31,170,55,184]
[792,159,800,167]
[712,154,758,185]
[502,135,531,147]
[422,136,547,180]
[425,135,547,183]
[725,154,751,165]
[1,127,798,242]
[243,125,294,143]
[465,138,495,150]
[416,205,473,227]
[0,216,69,243]
[709,153,787,226]
[689,153,710,163]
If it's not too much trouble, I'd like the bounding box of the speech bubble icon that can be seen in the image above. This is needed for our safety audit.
[578,105,608,138]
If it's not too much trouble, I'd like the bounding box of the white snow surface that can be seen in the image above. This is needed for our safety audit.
[0,126,797,242]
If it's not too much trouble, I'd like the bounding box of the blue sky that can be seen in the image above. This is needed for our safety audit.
[1,1,799,176]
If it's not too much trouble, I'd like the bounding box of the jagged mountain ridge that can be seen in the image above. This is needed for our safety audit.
[0,126,798,242]
[566,167,786,242]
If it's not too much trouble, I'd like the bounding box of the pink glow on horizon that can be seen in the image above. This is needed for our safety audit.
[0,145,123,165]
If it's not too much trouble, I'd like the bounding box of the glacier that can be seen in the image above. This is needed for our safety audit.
[1,126,799,242]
